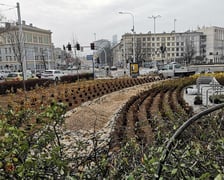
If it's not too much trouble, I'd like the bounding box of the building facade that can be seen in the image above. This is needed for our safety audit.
[112,31,206,68]
[197,26,224,64]
[0,21,54,73]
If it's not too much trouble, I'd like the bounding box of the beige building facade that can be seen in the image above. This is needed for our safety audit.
[112,31,206,68]
[0,21,54,72]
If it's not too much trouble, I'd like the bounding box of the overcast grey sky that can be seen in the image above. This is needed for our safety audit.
[1,0,224,48]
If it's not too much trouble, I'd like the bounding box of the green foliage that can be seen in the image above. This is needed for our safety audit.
[0,102,70,179]
[209,94,224,104]
[0,76,224,179]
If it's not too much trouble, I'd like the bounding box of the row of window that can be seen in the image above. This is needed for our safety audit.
[0,56,16,61]
[5,32,50,45]
[142,36,175,41]
[123,47,185,53]
[0,47,51,55]
[125,52,184,58]
[0,55,51,62]
[25,32,50,44]
[140,36,196,42]
[140,42,185,47]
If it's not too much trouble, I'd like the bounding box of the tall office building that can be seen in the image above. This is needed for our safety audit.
[112,34,118,47]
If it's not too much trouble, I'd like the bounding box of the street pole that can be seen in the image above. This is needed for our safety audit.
[148,15,161,34]
[174,18,177,32]
[119,11,136,63]
[148,15,161,65]
[17,2,27,80]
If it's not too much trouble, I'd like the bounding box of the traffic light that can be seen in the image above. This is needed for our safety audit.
[160,45,166,54]
[90,43,95,50]
[76,43,80,50]
[67,43,72,51]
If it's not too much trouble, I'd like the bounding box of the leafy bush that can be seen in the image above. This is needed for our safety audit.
[1,76,224,179]
[209,94,224,104]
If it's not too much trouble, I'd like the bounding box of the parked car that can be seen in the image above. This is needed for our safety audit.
[5,72,23,81]
[41,70,65,81]
[0,71,10,80]
[110,66,117,71]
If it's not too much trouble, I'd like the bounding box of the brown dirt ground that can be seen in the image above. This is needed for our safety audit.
[64,82,156,131]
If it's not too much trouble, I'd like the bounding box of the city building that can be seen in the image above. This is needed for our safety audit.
[112,31,206,68]
[197,26,224,64]
[0,21,54,73]
[111,34,118,47]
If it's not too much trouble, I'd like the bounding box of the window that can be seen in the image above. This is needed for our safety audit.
[157,37,160,41]
[43,36,49,44]
[147,37,151,41]
[26,33,32,42]
[39,36,43,43]
[167,42,170,46]
[5,48,7,54]
[152,37,155,41]
[167,37,170,41]
[33,35,38,43]
[143,37,146,41]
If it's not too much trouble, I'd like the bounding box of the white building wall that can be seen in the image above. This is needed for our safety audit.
[198,26,224,63]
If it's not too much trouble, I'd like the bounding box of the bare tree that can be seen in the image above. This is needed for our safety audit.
[40,49,47,70]
[7,28,24,71]
[184,39,196,65]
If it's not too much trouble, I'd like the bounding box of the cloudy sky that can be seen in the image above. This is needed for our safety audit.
[1,0,224,48]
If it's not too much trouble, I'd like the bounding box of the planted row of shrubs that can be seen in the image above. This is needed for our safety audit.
[0,73,94,95]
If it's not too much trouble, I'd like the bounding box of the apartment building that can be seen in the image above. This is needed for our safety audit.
[112,31,206,67]
[197,26,224,64]
[0,21,54,72]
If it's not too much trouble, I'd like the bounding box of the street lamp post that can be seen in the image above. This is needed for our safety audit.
[148,15,161,64]
[119,11,136,63]
[174,18,177,32]
[148,15,161,34]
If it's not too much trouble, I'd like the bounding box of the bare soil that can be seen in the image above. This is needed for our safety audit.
[64,83,155,131]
